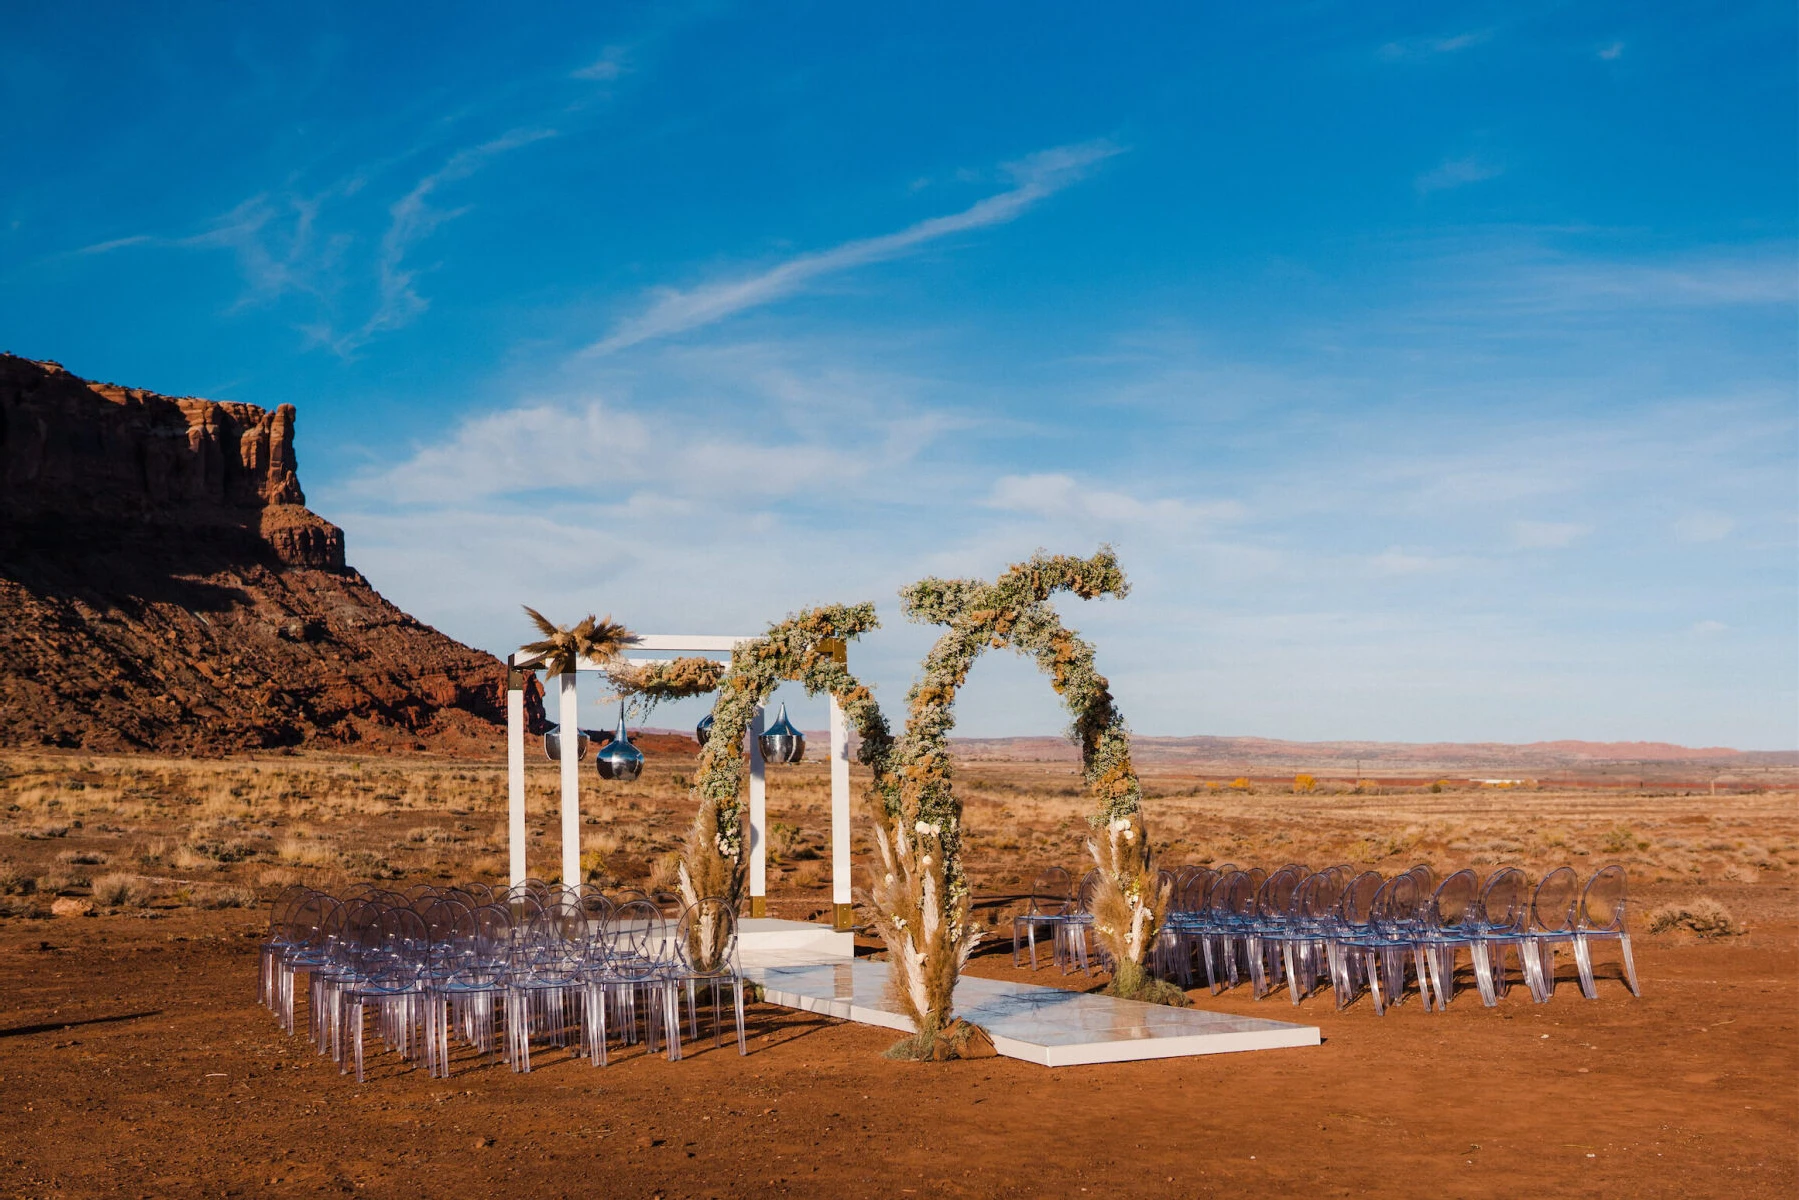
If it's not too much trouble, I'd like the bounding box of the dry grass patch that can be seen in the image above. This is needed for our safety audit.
[1648,898,1740,938]
[93,872,150,907]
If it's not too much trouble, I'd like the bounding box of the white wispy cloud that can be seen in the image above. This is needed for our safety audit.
[583,139,1124,356]
[1378,30,1492,61]
[76,192,345,308]
[1673,512,1735,543]
[1598,42,1625,61]
[329,127,557,354]
[1510,520,1590,549]
[574,45,631,80]
[985,473,1243,528]
[1416,155,1505,194]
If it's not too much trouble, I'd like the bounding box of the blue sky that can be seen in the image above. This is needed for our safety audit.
[4,3,1794,747]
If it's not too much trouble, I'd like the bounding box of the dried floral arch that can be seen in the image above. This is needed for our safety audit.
[676,604,897,917]
[868,548,1176,1055]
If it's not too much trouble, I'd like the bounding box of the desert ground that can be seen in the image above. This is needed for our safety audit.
[0,748,1793,1198]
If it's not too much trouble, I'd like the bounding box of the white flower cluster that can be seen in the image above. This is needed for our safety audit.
[915,820,940,837]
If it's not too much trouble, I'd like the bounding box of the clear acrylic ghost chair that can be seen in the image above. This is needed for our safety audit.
[1468,868,1535,1004]
[1207,871,1259,991]
[1324,871,1384,1009]
[1518,866,1580,1001]
[1246,867,1303,999]
[1417,869,1480,1009]
[274,892,340,1035]
[258,884,312,1010]
[1012,866,1072,970]
[1187,868,1222,981]
[1152,868,1203,986]
[1573,865,1640,998]
[306,898,364,1056]
[433,903,512,1074]
[1057,870,1101,975]
[504,894,589,1072]
[591,898,675,1060]
[343,907,432,1083]
[665,898,747,1060]
[1364,874,1431,1014]
[1284,871,1345,1004]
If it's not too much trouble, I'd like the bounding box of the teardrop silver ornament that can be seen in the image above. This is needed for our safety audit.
[758,702,805,765]
[543,723,590,762]
[595,704,644,781]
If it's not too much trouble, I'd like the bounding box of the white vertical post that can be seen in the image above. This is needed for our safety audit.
[828,693,852,930]
[747,703,767,918]
[558,671,581,888]
[507,672,526,889]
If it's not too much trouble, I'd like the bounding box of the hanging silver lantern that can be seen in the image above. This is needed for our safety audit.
[595,705,644,782]
[758,702,805,764]
[543,723,590,762]
[695,712,714,746]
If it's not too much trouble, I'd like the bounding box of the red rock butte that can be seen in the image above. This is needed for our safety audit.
[0,354,531,753]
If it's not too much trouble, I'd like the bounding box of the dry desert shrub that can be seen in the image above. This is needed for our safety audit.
[647,851,683,892]
[258,866,301,889]
[36,870,78,895]
[170,844,211,871]
[1648,898,1739,938]
[0,861,35,895]
[196,884,258,909]
[93,872,149,907]
[56,848,108,866]
[277,837,339,868]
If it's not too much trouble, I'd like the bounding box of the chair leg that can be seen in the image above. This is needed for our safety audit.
[664,983,682,1063]
[734,978,748,1055]
[1572,936,1599,1000]
[1471,944,1498,1006]
[1619,933,1641,997]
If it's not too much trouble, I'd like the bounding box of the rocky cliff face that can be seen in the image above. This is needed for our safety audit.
[0,354,526,753]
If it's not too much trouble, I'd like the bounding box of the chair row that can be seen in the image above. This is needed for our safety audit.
[1014,862,1641,1013]
[259,881,748,1081]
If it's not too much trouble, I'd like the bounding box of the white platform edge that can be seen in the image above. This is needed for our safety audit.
[739,918,856,958]
[750,960,1322,1067]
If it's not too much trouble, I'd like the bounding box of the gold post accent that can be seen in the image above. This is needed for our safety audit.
[818,637,847,664]
[749,896,767,918]
[832,902,856,931]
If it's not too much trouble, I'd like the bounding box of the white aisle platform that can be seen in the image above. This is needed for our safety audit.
[738,916,857,959]
[740,947,1321,1067]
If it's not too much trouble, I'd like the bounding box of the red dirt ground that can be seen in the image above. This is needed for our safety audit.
[0,907,1791,1199]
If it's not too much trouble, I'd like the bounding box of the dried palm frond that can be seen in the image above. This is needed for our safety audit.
[518,607,634,677]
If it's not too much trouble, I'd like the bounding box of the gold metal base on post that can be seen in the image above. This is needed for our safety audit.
[832,902,856,931]
[748,895,767,918]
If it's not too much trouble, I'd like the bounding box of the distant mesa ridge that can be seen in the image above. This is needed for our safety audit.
[950,735,1795,773]
[0,354,529,754]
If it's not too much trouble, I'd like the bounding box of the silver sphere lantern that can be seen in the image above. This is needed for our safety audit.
[758,702,805,764]
[595,705,644,782]
[695,711,714,747]
[543,723,591,762]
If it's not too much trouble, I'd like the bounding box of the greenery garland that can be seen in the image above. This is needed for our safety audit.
[606,655,727,722]
[679,604,895,921]
[871,547,1177,1028]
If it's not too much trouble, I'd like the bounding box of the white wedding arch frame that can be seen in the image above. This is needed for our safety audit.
[505,634,856,929]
